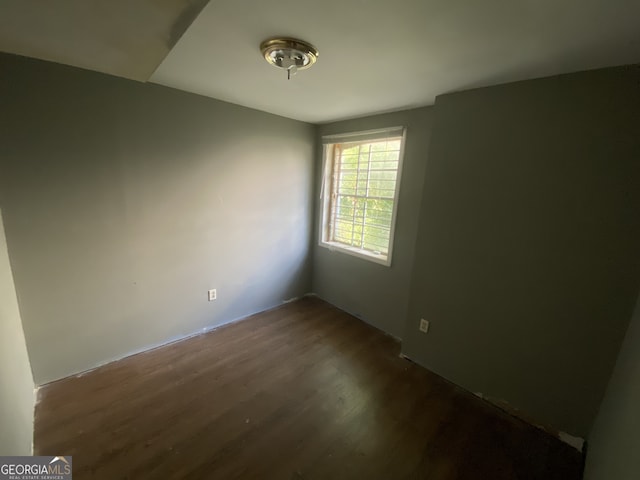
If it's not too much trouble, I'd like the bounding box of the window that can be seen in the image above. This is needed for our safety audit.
[319,127,406,266]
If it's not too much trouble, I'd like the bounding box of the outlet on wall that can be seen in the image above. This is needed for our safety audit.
[208,289,217,301]
[419,318,429,333]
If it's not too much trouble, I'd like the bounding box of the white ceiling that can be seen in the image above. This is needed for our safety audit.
[1,0,639,123]
[0,0,209,81]
[151,0,640,122]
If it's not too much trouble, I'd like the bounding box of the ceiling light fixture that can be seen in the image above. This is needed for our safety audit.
[260,37,319,80]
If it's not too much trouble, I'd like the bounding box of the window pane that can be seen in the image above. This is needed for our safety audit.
[323,132,404,263]
[341,153,358,167]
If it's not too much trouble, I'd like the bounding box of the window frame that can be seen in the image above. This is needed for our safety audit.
[318,126,407,267]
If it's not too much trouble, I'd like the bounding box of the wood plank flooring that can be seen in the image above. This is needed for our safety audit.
[35,297,583,479]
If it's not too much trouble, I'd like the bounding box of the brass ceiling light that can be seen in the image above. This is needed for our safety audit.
[260,37,319,80]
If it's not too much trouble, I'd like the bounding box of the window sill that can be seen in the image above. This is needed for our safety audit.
[319,241,391,266]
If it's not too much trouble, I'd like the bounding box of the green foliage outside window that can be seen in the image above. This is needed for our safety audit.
[330,140,401,254]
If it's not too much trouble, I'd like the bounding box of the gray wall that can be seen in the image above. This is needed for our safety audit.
[584,292,640,479]
[312,108,433,338]
[0,209,34,455]
[0,53,315,385]
[402,66,640,438]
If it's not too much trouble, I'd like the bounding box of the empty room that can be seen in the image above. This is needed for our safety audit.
[1,0,639,479]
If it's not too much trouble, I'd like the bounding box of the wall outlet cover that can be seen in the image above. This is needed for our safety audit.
[419,318,429,333]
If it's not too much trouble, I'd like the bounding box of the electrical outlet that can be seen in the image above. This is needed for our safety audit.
[419,318,429,333]
[208,289,217,301]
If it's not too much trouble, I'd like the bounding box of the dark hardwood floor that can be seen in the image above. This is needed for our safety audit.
[35,297,583,479]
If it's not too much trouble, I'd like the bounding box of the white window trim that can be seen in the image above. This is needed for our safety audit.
[318,126,407,267]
